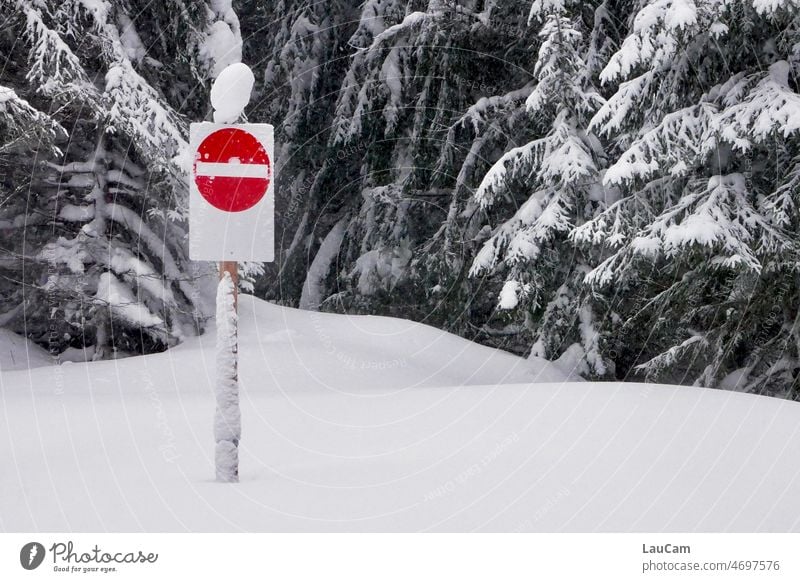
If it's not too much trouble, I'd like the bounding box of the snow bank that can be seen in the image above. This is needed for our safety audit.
[2,297,799,532]
[0,329,52,372]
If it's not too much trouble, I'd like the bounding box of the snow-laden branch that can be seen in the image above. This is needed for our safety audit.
[104,203,197,306]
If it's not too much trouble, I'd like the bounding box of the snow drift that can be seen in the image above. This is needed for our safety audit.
[1,297,799,532]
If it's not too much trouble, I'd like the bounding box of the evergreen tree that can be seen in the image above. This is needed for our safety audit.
[3,0,800,398]
[579,0,800,395]
[0,0,220,357]
[468,0,613,375]
[276,0,540,345]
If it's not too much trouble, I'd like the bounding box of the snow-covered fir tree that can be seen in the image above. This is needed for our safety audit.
[238,0,359,302]
[266,0,800,397]
[577,0,800,394]
[467,0,613,375]
[265,0,543,344]
[0,0,230,357]
[2,0,800,398]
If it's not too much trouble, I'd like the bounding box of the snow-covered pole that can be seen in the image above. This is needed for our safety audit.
[210,63,255,483]
[219,261,239,310]
[214,266,239,482]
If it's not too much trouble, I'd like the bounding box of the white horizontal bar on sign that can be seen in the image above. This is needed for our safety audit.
[195,162,270,179]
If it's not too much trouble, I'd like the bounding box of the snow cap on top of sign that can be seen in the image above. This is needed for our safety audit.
[210,62,255,123]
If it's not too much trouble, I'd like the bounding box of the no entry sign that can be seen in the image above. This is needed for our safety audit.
[189,122,275,261]
[195,127,270,212]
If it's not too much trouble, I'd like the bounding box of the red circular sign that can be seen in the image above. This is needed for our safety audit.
[194,127,271,212]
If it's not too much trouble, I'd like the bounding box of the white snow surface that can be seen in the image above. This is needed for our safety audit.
[95,272,164,329]
[498,280,523,310]
[202,21,241,77]
[200,0,243,78]
[299,218,347,310]
[117,13,146,63]
[2,296,800,532]
[0,329,52,372]
[210,62,254,123]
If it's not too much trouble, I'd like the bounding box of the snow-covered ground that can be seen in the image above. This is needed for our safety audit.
[1,296,799,532]
[0,329,52,372]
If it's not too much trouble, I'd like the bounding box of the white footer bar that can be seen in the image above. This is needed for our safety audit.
[1,533,797,581]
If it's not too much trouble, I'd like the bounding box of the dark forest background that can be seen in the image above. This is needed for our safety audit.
[1,0,799,397]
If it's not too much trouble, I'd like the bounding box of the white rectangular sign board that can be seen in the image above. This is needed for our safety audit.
[189,122,274,262]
